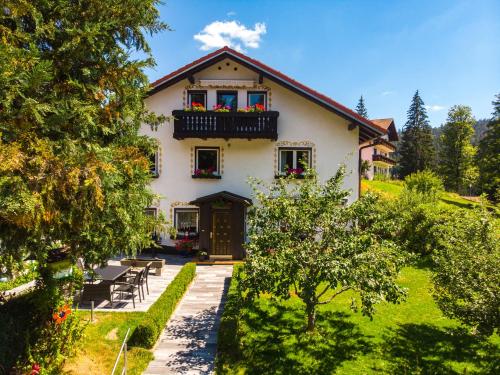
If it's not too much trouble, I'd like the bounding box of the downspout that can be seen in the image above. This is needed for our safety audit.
[358,138,381,198]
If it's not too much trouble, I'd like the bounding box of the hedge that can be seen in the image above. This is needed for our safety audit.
[128,262,196,348]
[216,264,243,369]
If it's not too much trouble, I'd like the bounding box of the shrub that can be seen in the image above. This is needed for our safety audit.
[403,170,444,203]
[128,262,196,348]
[373,172,389,181]
[216,264,243,368]
[432,208,500,336]
[128,321,158,349]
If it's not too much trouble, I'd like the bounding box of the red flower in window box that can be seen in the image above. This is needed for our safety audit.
[213,104,231,112]
[287,167,304,176]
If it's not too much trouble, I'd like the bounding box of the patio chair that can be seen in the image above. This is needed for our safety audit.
[112,269,143,308]
[128,262,151,297]
[80,280,114,307]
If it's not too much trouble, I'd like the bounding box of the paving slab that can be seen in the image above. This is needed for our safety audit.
[144,264,233,375]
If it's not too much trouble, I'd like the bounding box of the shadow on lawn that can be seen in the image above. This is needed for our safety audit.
[380,323,500,374]
[236,302,372,375]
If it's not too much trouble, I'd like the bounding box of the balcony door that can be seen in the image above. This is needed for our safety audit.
[216,91,237,111]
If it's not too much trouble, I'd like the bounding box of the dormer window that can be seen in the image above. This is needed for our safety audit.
[188,90,207,109]
[248,91,267,110]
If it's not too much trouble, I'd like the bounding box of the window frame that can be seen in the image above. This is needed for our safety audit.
[247,91,267,110]
[174,208,199,238]
[216,90,238,111]
[194,147,220,176]
[150,149,159,178]
[277,147,312,175]
[187,90,207,108]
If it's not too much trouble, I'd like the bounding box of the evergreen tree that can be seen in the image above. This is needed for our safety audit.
[438,105,477,193]
[477,94,500,202]
[0,1,168,271]
[398,91,436,177]
[355,95,368,118]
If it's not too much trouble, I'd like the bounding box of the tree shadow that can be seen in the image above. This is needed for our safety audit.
[439,196,475,210]
[233,301,373,375]
[380,323,500,374]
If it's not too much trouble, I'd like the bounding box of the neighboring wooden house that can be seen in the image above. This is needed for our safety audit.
[141,46,389,259]
[360,118,398,180]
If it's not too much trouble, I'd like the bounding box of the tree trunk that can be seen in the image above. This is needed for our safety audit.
[306,303,316,331]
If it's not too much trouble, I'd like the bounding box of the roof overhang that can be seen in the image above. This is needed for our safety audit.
[149,47,386,143]
[190,191,252,206]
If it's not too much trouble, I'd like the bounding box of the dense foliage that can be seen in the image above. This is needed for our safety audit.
[242,168,407,331]
[402,170,444,204]
[0,0,167,271]
[432,207,499,336]
[128,262,196,348]
[477,94,500,202]
[438,105,477,193]
[0,268,84,373]
[398,91,436,178]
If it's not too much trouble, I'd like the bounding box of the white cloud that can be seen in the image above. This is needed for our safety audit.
[227,11,236,17]
[194,20,267,52]
[381,90,395,96]
[425,105,445,111]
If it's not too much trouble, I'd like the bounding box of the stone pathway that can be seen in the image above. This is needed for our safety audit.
[144,265,233,375]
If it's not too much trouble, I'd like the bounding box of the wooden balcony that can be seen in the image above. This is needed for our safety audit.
[172,110,279,140]
[372,154,396,166]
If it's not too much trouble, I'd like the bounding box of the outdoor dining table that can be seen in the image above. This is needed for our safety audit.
[93,265,131,282]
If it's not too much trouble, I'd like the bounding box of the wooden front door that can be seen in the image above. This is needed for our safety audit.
[211,211,232,255]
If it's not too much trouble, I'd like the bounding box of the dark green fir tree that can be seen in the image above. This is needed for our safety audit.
[398,90,436,177]
[477,93,500,202]
[355,96,368,118]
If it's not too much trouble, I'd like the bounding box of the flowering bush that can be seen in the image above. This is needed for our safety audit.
[52,304,72,324]
[286,167,304,176]
[193,166,217,177]
[175,238,195,252]
[213,104,231,112]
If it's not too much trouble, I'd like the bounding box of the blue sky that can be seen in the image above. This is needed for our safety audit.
[143,0,499,129]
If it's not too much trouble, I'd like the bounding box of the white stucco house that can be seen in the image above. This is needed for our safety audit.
[141,46,389,259]
[360,119,398,180]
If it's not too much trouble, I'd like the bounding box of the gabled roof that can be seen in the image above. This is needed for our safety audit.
[190,191,252,206]
[149,46,387,143]
[370,118,399,142]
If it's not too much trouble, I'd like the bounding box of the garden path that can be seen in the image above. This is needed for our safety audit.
[143,264,233,375]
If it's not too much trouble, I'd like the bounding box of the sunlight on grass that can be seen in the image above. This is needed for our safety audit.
[63,311,153,375]
[218,267,500,374]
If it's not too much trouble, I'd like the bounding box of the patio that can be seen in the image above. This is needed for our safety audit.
[77,254,189,312]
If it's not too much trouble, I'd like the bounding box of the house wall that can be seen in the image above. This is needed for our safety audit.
[142,58,360,245]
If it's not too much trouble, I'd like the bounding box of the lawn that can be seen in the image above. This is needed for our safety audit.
[361,179,494,211]
[217,265,500,374]
[63,311,153,375]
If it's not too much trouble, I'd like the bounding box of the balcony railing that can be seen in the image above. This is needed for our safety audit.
[372,154,396,166]
[172,110,279,140]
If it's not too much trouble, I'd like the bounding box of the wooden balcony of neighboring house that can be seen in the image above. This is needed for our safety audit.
[372,154,396,166]
[373,138,397,153]
[172,110,279,140]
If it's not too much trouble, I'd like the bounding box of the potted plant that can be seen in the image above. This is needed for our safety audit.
[193,166,220,178]
[197,249,209,261]
[213,104,231,112]
[175,237,195,257]
[184,102,206,112]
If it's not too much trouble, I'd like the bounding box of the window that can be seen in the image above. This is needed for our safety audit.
[217,91,237,110]
[174,208,199,237]
[188,90,206,108]
[278,148,311,174]
[194,147,220,178]
[149,149,159,177]
[247,91,267,109]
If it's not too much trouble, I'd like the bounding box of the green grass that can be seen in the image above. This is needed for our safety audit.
[63,311,153,375]
[216,266,500,374]
[361,179,485,210]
